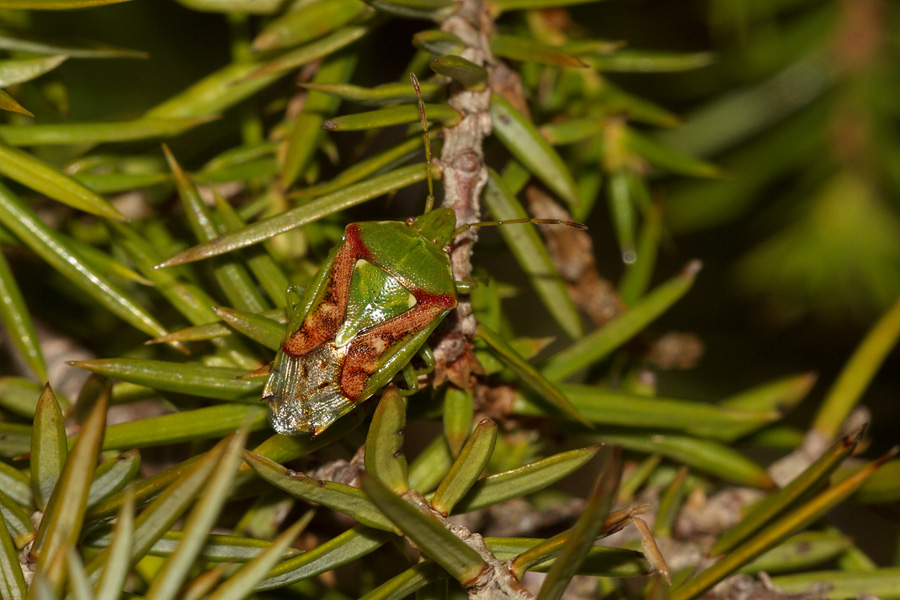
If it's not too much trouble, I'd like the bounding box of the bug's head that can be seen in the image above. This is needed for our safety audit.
[407,207,456,247]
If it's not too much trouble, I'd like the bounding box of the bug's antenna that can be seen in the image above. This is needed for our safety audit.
[410,73,435,213]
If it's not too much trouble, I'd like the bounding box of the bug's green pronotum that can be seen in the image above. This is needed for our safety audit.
[264,74,585,436]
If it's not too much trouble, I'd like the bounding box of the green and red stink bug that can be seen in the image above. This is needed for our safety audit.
[264,75,584,436]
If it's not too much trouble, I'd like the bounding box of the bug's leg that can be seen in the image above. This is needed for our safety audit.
[416,345,435,376]
[396,362,420,396]
[284,284,304,313]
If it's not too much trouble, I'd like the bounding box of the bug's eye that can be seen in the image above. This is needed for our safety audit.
[443,244,453,254]
[405,216,416,225]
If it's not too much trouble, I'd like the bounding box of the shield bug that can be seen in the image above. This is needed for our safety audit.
[264,74,585,436]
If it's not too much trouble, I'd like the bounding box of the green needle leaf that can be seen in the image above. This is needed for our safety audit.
[212,306,285,350]
[145,428,248,600]
[0,89,33,116]
[482,170,583,338]
[93,492,133,600]
[205,513,312,600]
[257,525,391,590]
[0,509,27,599]
[429,55,487,90]
[244,451,392,530]
[360,472,486,585]
[0,27,146,58]
[156,163,427,266]
[252,0,369,51]
[87,449,141,507]
[165,148,268,314]
[0,142,123,220]
[541,261,701,381]
[356,561,444,600]
[97,405,266,451]
[323,103,460,131]
[0,250,45,380]
[536,446,621,600]
[490,35,586,67]
[0,182,169,339]
[489,93,579,206]
[30,384,68,511]
[365,386,410,494]
[71,358,263,402]
[514,384,780,440]
[453,446,600,513]
[813,294,900,439]
[595,432,773,489]
[0,0,132,8]
[671,449,897,600]
[0,117,209,146]
[0,489,35,548]
[282,51,357,188]
[300,80,443,106]
[431,419,497,516]
[477,323,589,426]
[31,379,108,579]
[712,430,862,555]
[85,437,228,577]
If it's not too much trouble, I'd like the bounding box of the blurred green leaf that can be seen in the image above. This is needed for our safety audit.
[85,437,228,577]
[0,26,146,58]
[257,525,391,590]
[0,0,132,7]
[770,567,900,598]
[0,489,34,548]
[252,0,369,51]
[0,55,67,87]
[365,0,456,21]
[0,88,32,116]
[282,51,357,188]
[172,0,281,14]
[596,431,773,488]
[323,103,460,131]
[87,449,140,507]
[490,35,586,67]
[740,530,851,574]
[515,384,779,440]
[0,117,209,146]
[429,55,487,90]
